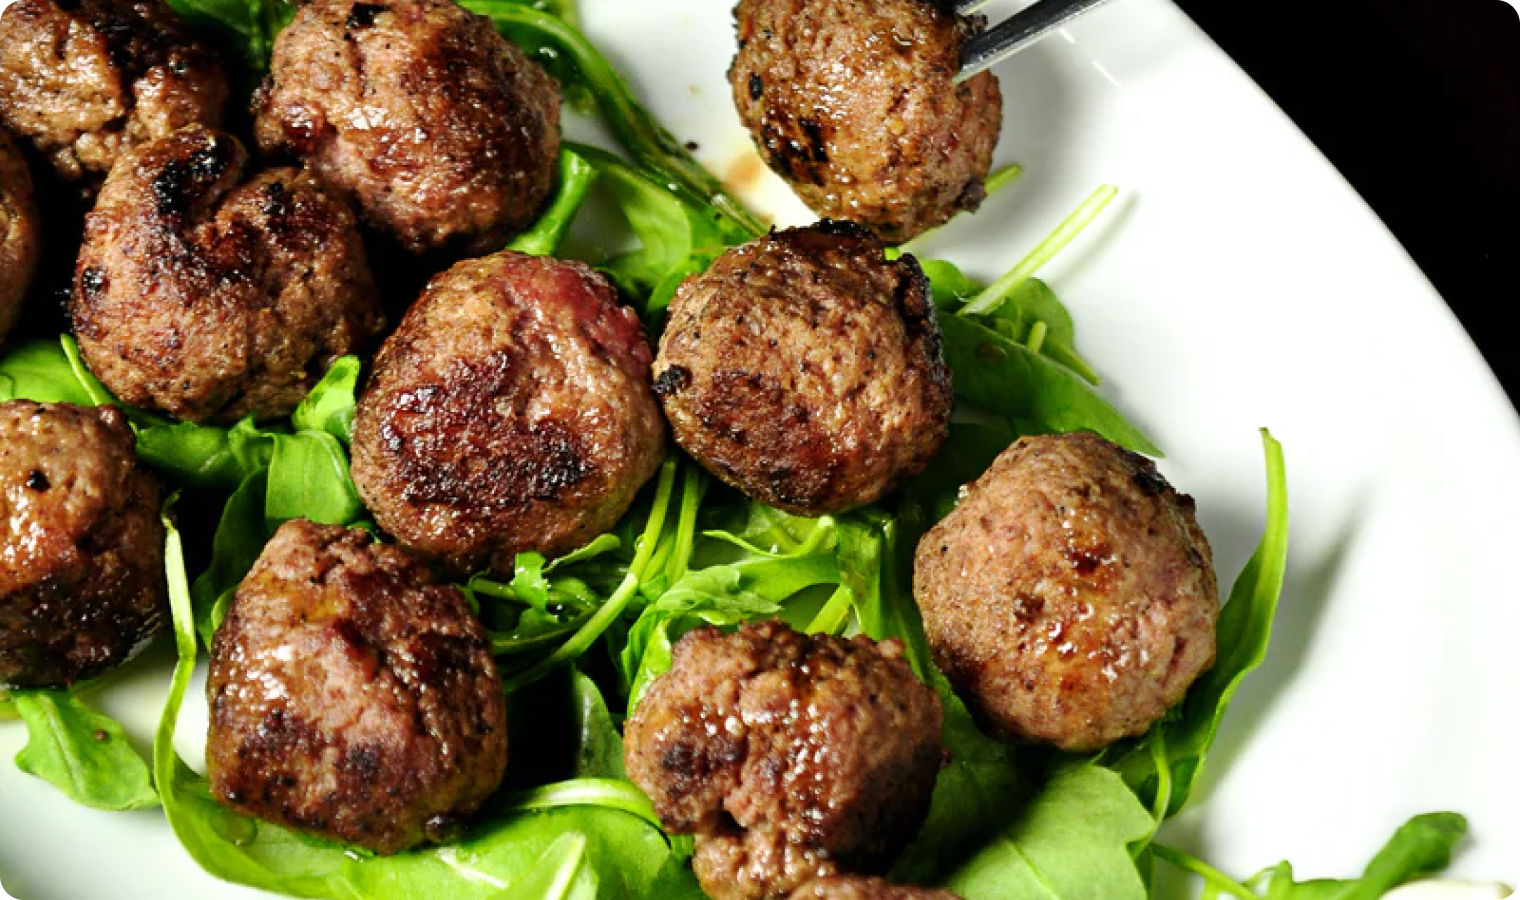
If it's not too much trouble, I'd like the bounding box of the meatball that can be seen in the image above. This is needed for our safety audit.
[913,432,1219,752]
[71,125,384,424]
[653,221,951,516]
[0,129,40,343]
[351,250,665,575]
[206,519,507,855]
[730,0,1002,244]
[0,401,165,689]
[254,0,561,254]
[0,0,226,192]
[789,877,963,900]
[625,621,943,900]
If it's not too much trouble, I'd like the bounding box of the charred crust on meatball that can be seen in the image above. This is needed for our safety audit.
[625,621,943,900]
[729,0,1003,243]
[0,0,228,190]
[253,0,562,254]
[350,250,667,575]
[206,519,508,855]
[70,125,384,424]
[654,222,952,516]
[912,431,1219,752]
[1,401,166,689]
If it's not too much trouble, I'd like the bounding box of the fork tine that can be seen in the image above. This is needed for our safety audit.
[957,0,1118,82]
[955,0,997,12]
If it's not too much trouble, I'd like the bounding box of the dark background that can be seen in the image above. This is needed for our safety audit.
[1172,0,1520,408]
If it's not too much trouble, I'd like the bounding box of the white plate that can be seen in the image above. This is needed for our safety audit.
[3,0,1518,895]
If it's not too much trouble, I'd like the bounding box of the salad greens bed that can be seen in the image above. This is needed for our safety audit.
[0,0,1482,897]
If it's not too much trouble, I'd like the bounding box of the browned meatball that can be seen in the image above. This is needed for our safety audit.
[0,0,226,192]
[0,129,40,343]
[254,0,561,254]
[913,432,1219,752]
[625,621,943,900]
[206,519,507,855]
[71,125,384,424]
[731,0,1002,244]
[653,221,951,516]
[351,250,665,575]
[789,877,963,900]
[0,401,165,689]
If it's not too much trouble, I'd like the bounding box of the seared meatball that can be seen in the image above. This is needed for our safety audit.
[0,130,40,343]
[254,0,561,254]
[789,877,963,900]
[625,621,943,900]
[206,519,507,855]
[71,125,384,424]
[731,0,1002,244]
[913,432,1219,752]
[351,250,665,574]
[0,0,226,192]
[0,402,164,689]
[654,221,951,516]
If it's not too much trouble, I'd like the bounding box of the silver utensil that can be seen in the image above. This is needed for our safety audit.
[956,0,1119,82]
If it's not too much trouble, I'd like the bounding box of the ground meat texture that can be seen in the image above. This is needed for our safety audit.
[654,222,951,516]
[913,432,1219,752]
[350,250,665,575]
[730,0,1002,244]
[625,621,943,900]
[71,125,384,424]
[206,519,507,855]
[253,0,561,254]
[0,0,226,192]
[789,877,963,900]
[0,402,165,689]
[0,130,40,343]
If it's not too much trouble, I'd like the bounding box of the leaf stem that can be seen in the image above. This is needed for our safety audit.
[1025,320,1048,356]
[1151,844,1258,900]
[501,778,663,830]
[805,584,855,635]
[961,185,1118,317]
[503,458,679,692]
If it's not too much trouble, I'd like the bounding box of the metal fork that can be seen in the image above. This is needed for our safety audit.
[956,0,1119,82]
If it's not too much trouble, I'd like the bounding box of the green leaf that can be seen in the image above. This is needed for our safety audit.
[1153,813,1469,900]
[569,142,734,302]
[510,149,599,257]
[291,356,362,445]
[136,416,273,490]
[266,430,364,527]
[11,690,159,811]
[935,764,1153,900]
[1109,430,1289,816]
[981,279,1101,385]
[939,314,1160,456]
[191,469,271,645]
[0,339,98,406]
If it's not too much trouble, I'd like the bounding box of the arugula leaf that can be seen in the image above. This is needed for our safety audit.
[0,339,99,406]
[1152,813,1469,900]
[502,457,680,693]
[940,314,1159,456]
[934,764,1153,900]
[266,430,365,527]
[567,142,738,302]
[291,356,362,445]
[191,469,271,645]
[463,3,766,237]
[136,417,272,490]
[1109,429,1289,816]
[510,149,599,257]
[11,690,159,811]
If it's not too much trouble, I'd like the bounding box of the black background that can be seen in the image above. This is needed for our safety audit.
[1172,0,1520,408]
